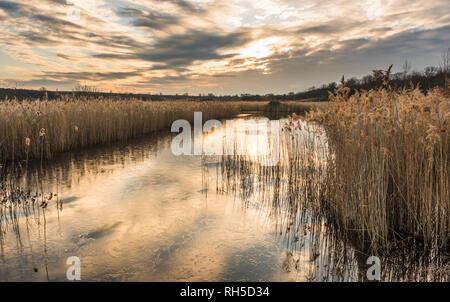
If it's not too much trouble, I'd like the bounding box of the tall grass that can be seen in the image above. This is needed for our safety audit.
[0,96,313,164]
[0,98,232,163]
[302,76,449,251]
[204,113,448,280]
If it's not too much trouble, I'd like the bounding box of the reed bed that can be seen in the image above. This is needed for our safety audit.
[301,79,449,251]
[0,96,315,164]
[0,97,237,163]
[204,115,448,280]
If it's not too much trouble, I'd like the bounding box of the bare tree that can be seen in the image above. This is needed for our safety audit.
[440,48,450,75]
[402,60,412,80]
[424,66,438,77]
[74,84,99,93]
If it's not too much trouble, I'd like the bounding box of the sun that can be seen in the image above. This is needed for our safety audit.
[237,37,290,59]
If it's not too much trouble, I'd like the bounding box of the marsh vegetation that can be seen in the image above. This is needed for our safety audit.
[302,72,449,252]
[0,69,448,281]
[0,97,313,164]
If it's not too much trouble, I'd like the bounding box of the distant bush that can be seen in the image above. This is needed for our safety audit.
[268,99,281,106]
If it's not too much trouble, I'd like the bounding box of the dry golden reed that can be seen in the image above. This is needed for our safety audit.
[0,97,245,162]
[0,96,311,163]
[302,80,449,251]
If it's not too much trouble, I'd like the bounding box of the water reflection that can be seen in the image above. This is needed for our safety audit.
[203,116,449,282]
[0,115,448,281]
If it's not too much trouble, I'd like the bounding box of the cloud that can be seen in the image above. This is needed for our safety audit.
[118,7,180,30]
[22,79,77,87]
[0,0,448,93]
[91,28,252,71]
[41,70,146,81]
[0,1,21,14]
[154,0,206,14]
[1,78,77,88]
[136,29,251,66]
[295,19,367,35]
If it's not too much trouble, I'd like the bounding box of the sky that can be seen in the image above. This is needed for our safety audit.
[0,0,449,95]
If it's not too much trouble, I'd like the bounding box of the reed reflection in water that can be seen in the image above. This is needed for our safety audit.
[0,115,448,281]
[201,115,449,282]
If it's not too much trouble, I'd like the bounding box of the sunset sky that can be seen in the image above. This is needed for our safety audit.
[0,0,449,94]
